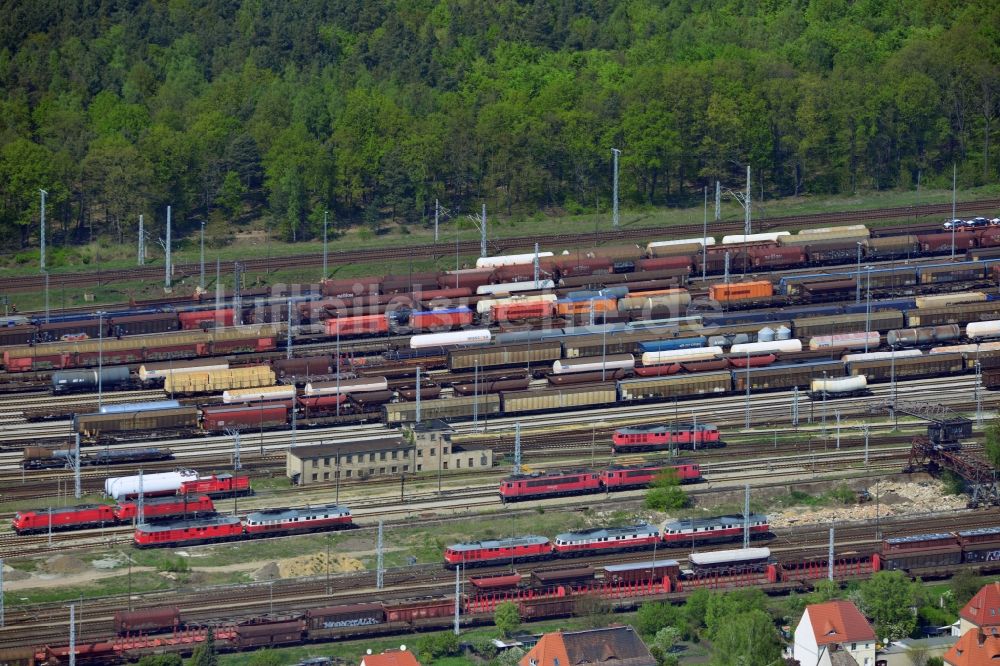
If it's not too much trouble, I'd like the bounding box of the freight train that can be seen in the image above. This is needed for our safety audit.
[20,445,173,470]
[12,474,250,534]
[498,461,703,502]
[443,514,772,567]
[33,522,1000,664]
[132,504,354,548]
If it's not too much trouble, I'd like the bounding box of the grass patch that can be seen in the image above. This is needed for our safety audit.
[5,184,999,281]
[4,572,171,607]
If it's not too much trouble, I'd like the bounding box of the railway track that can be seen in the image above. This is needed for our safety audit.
[4,198,999,294]
[3,505,998,650]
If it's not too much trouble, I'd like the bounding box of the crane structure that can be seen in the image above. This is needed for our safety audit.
[866,399,997,507]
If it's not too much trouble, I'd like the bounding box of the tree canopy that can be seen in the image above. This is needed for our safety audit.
[856,571,918,641]
[1,0,998,251]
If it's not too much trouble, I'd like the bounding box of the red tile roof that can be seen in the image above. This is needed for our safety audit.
[806,601,876,645]
[944,628,1000,666]
[360,651,421,666]
[961,582,1000,628]
[520,626,656,666]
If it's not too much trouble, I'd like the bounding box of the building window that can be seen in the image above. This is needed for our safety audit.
[403,465,409,471]
[311,459,318,468]
[311,473,317,481]
[431,434,437,441]
[323,472,330,480]
[391,466,397,473]
[417,448,423,457]
[456,459,461,468]
[346,470,352,478]
[380,452,387,461]
[430,448,436,456]
[346,454,352,463]
[468,457,474,468]
[443,462,448,469]
[480,455,488,466]
[851,643,856,650]
[417,464,422,471]
[369,468,374,475]
[324,457,330,465]
[379,467,385,474]
[369,453,375,462]
[443,446,449,454]
[391,451,398,460]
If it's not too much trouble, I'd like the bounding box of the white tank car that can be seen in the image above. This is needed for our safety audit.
[721,232,790,244]
[410,329,492,349]
[809,332,880,351]
[841,349,922,362]
[641,346,724,366]
[303,377,389,396]
[730,339,802,354]
[476,252,554,269]
[966,320,1000,340]
[552,354,635,375]
[476,281,555,296]
[105,470,199,501]
[810,375,868,394]
[222,385,296,404]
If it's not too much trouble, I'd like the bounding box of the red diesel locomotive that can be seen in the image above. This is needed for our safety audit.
[553,523,662,555]
[134,504,354,548]
[661,514,771,546]
[13,504,116,534]
[499,461,702,501]
[113,495,215,522]
[612,423,723,452]
[445,514,772,567]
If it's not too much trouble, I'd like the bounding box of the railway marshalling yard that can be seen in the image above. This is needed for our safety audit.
[5,201,1000,662]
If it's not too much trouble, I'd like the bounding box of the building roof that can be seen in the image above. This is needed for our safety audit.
[961,582,1000,628]
[804,601,876,646]
[519,626,656,666]
[944,628,1000,665]
[360,650,421,666]
[288,436,405,460]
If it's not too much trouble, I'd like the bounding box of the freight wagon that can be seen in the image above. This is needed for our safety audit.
[382,394,502,425]
[846,353,966,381]
[447,341,563,371]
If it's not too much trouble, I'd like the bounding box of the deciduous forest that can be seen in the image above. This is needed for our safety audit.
[0,0,997,250]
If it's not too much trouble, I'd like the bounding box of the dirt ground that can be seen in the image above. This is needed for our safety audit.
[768,479,967,528]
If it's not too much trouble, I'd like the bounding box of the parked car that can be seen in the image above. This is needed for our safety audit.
[963,217,990,228]
[943,218,965,230]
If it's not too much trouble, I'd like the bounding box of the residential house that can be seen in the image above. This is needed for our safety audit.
[359,648,421,666]
[519,626,656,666]
[943,627,1000,665]
[958,582,1000,635]
[793,600,877,666]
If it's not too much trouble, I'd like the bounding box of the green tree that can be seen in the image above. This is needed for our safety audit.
[246,650,282,666]
[949,570,982,608]
[137,656,182,666]
[809,579,843,603]
[644,469,689,511]
[415,632,459,661]
[704,589,768,639]
[683,589,712,631]
[494,601,521,638]
[216,170,247,216]
[189,626,218,666]
[708,610,782,666]
[636,601,681,636]
[985,417,1000,469]
[856,571,917,640]
[649,626,681,665]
